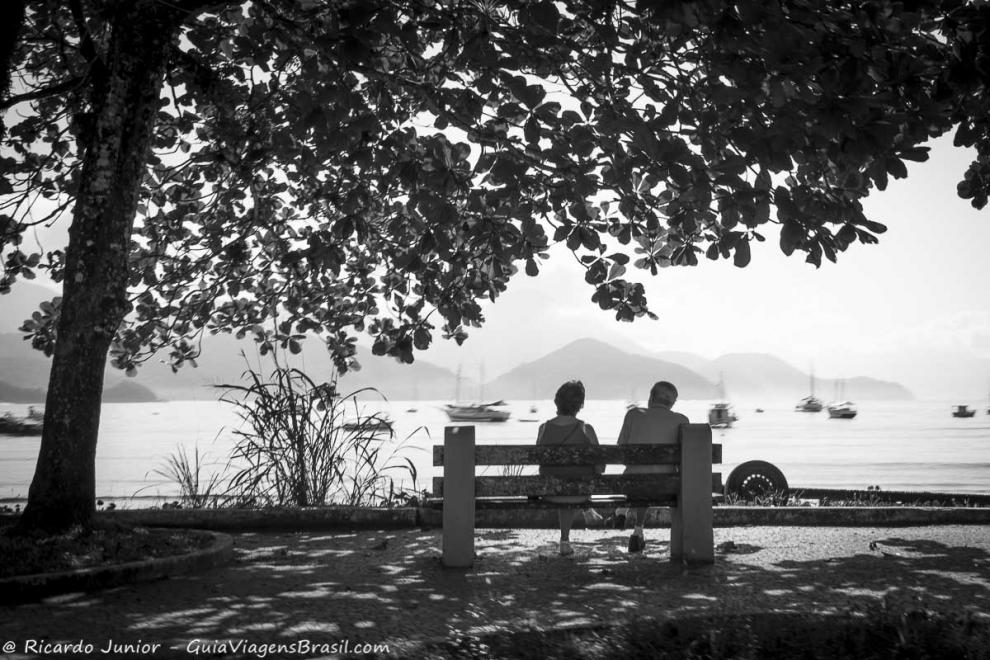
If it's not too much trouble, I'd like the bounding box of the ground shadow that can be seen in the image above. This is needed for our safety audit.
[1,528,988,655]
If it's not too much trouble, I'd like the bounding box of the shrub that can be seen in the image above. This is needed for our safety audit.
[218,350,421,508]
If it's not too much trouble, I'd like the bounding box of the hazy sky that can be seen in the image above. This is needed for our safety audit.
[421,133,990,400]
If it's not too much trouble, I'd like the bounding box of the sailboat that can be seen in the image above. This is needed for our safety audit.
[795,368,824,412]
[708,373,737,428]
[827,379,857,419]
[443,365,510,422]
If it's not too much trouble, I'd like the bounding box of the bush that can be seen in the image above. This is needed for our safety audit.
[406,606,990,660]
[218,350,421,508]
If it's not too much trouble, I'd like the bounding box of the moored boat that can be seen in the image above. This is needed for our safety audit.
[444,364,511,422]
[708,402,737,428]
[707,374,737,428]
[342,416,393,432]
[795,395,824,412]
[826,380,857,419]
[827,401,858,419]
[795,368,823,412]
[0,412,43,436]
[443,402,511,422]
[952,405,976,418]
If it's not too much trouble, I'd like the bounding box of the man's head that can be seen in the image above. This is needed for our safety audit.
[554,380,586,416]
[649,381,678,407]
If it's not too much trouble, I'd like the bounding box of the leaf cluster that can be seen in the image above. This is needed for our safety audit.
[1,0,987,370]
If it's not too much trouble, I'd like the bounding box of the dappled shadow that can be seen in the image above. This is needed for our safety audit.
[2,527,989,655]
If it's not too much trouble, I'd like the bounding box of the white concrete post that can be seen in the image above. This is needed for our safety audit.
[442,425,476,568]
[671,423,714,565]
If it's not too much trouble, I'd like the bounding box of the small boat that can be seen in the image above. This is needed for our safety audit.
[754,408,765,413]
[444,365,511,422]
[0,412,43,436]
[708,402,737,428]
[708,373,737,428]
[795,395,824,412]
[342,416,393,431]
[952,405,976,418]
[443,402,510,422]
[827,401,858,419]
[826,380,857,419]
[795,368,823,412]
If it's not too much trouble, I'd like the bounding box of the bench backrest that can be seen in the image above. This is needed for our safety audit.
[433,423,722,503]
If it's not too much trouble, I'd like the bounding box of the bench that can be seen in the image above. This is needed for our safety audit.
[432,423,721,567]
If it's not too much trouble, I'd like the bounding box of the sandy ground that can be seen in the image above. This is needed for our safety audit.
[1,524,989,658]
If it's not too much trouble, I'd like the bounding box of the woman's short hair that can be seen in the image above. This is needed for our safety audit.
[554,380,585,416]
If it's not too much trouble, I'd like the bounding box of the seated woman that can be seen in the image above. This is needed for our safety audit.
[536,380,605,556]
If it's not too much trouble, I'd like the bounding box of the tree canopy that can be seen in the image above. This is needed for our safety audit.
[2,0,989,530]
[3,0,986,370]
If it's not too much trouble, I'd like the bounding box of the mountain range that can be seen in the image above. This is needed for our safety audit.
[0,280,913,402]
[0,327,912,403]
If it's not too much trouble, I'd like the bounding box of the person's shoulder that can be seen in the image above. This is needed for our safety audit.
[623,407,645,419]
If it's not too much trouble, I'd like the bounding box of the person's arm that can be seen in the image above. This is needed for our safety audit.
[616,410,633,445]
[584,423,605,475]
[536,422,547,445]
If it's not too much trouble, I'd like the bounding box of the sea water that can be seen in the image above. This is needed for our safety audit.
[1,398,988,502]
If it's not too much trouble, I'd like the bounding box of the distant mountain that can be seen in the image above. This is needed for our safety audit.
[102,381,159,403]
[0,330,464,403]
[486,338,719,401]
[0,380,45,403]
[661,352,914,401]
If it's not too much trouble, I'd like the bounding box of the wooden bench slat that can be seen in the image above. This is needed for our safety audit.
[433,472,722,497]
[425,495,678,510]
[433,443,721,466]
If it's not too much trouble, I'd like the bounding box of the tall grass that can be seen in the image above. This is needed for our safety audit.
[148,444,225,509]
[218,350,421,508]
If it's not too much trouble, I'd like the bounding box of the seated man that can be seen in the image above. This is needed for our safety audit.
[617,380,688,553]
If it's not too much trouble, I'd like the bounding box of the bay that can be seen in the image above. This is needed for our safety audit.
[2,398,989,503]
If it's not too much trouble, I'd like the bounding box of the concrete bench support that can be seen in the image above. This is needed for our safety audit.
[441,425,475,568]
[671,423,715,564]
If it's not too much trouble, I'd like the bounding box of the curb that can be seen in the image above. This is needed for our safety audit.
[0,530,233,605]
[4,505,989,533]
[99,506,419,531]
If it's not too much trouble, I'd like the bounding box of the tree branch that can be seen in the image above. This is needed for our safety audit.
[0,75,84,110]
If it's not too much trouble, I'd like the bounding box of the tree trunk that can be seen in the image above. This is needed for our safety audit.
[17,3,180,533]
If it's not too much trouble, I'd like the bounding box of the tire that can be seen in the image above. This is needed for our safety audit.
[724,460,788,499]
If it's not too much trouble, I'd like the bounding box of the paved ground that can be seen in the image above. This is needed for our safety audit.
[1,525,989,658]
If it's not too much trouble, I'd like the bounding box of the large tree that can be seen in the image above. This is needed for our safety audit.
[1,0,988,532]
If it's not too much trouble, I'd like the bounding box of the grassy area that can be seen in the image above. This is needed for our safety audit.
[0,524,214,578]
[414,608,990,659]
